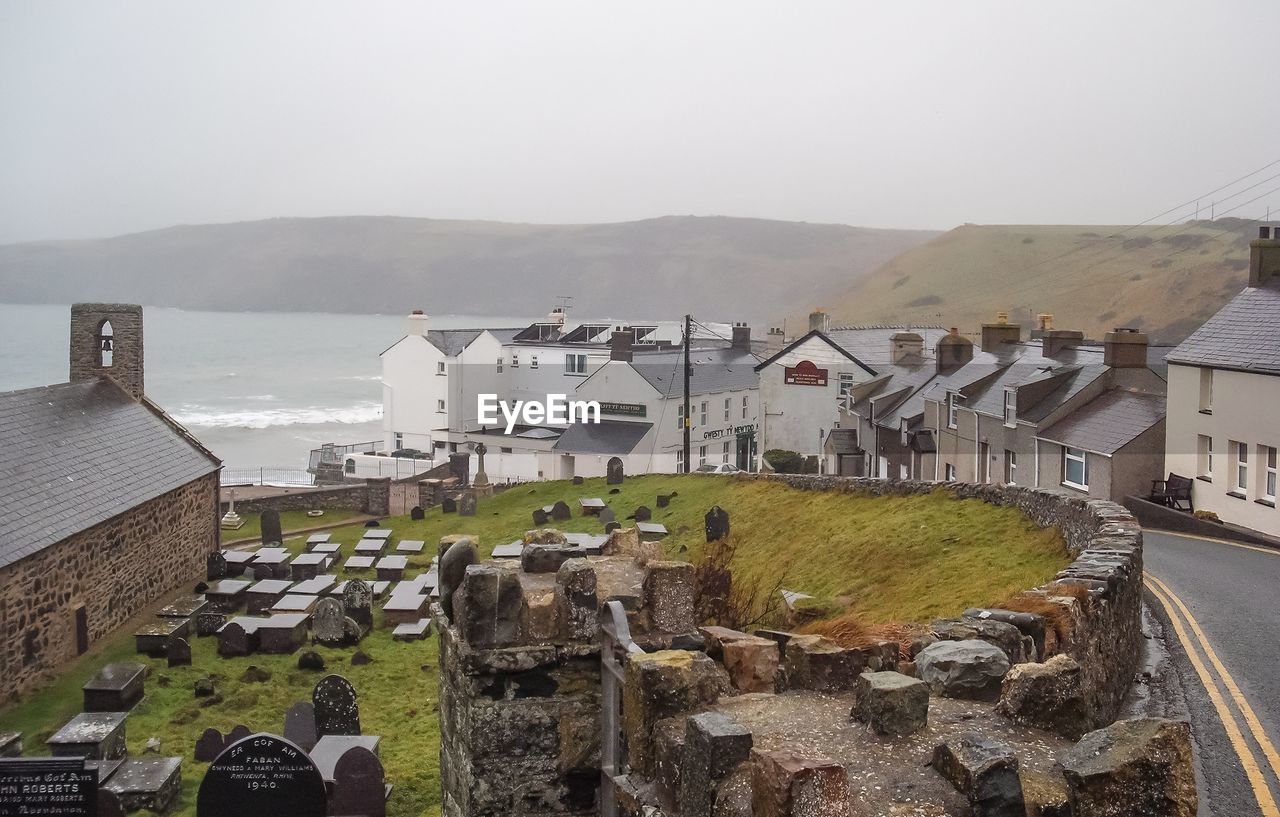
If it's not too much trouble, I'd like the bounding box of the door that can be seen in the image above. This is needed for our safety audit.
[561,455,575,480]
[735,433,752,471]
[75,605,89,655]
[979,442,991,483]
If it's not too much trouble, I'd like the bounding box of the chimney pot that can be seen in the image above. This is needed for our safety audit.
[980,314,1022,352]
[610,329,634,362]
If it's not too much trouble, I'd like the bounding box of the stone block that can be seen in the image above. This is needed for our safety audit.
[931,617,1028,664]
[996,654,1090,739]
[521,544,580,574]
[682,711,754,817]
[524,528,569,545]
[720,636,779,694]
[652,717,686,812]
[438,537,478,625]
[916,639,1010,701]
[851,671,929,736]
[963,607,1047,659]
[555,558,598,641]
[1061,718,1196,817]
[644,561,695,634]
[622,650,728,778]
[932,732,1025,817]
[782,635,862,693]
[522,586,559,642]
[601,526,662,561]
[750,749,850,817]
[455,563,523,648]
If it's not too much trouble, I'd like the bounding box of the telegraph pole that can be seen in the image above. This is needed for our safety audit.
[683,313,692,473]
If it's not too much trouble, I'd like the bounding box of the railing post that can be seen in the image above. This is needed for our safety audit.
[600,600,643,817]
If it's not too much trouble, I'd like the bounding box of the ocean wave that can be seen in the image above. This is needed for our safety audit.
[176,402,383,429]
[339,375,383,382]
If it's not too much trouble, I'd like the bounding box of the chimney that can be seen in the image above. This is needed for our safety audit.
[1104,328,1149,369]
[766,327,785,356]
[1041,329,1084,357]
[890,332,924,365]
[1250,225,1280,288]
[610,329,634,362]
[1030,313,1054,339]
[69,303,145,401]
[731,322,751,351]
[935,327,974,373]
[808,309,829,333]
[980,312,1022,352]
[407,309,429,337]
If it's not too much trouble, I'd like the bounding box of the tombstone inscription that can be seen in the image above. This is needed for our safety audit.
[341,580,373,634]
[0,756,96,817]
[313,675,361,737]
[195,733,327,817]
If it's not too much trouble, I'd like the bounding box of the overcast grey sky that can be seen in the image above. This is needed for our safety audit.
[1,1,1278,243]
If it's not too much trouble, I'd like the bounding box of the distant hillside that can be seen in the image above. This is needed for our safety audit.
[818,220,1260,343]
[0,216,937,322]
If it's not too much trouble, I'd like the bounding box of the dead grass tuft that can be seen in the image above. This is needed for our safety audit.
[799,612,927,661]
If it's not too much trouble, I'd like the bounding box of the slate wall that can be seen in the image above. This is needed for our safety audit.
[0,472,219,699]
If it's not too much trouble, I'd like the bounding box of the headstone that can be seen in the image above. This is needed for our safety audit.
[194,728,225,762]
[342,580,373,634]
[313,598,347,646]
[550,500,572,521]
[330,746,387,817]
[207,551,227,580]
[364,520,380,528]
[196,612,227,638]
[705,506,730,542]
[635,505,652,522]
[83,663,146,712]
[283,702,319,752]
[196,733,328,817]
[167,636,192,668]
[441,496,457,514]
[102,756,182,812]
[225,725,252,746]
[532,507,549,526]
[270,563,290,581]
[472,442,490,488]
[216,622,249,658]
[605,521,621,534]
[252,564,273,581]
[298,651,326,672]
[598,506,616,526]
[410,505,425,521]
[657,494,671,508]
[458,491,477,517]
[99,788,126,817]
[606,456,624,484]
[438,539,478,624]
[572,475,584,485]
[0,757,96,815]
[313,675,361,737]
[260,509,283,546]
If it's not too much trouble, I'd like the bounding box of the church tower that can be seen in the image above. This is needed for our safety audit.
[69,303,145,400]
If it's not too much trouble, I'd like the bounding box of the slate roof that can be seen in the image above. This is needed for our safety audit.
[629,347,760,397]
[0,379,221,570]
[1166,283,1280,376]
[824,327,949,369]
[553,419,653,455]
[1038,389,1166,455]
[825,428,861,455]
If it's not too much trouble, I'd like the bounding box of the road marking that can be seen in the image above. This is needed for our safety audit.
[1146,575,1280,816]
[1148,573,1280,781]
[1147,528,1280,558]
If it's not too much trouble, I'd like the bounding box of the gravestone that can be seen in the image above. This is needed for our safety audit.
[532,508,549,526]
[458,491,477,517]
[313,675,361,737]
[705,506,730,542]
[194,728,225,762]
[270,563,290,581]
[225,725,252,746]
[635,505,652,522]
[196,733,327,817]
[313,598,347,646]
[260,510,283,546]
[206,552,227,581]
[605,521,621,534]
[473,442,490,488]
[196,612,227,638]
[99,788,126,817]
[283,702,319,752]
[410,505,425,521]
[550,500,572,521]
[657,494,671,508]
[251,564,273,581]
[83,663,146,712]
[0,757,96,815]
[364,520,380,528]
[342,580,373,634]
[606,457,624,484]
[441,496,457,514]
[167,637,192,668]
[330,746,386,817]
[572,476,584,485]
[217,622,249,657]
[598,506,616,526]
[438,539,478,624]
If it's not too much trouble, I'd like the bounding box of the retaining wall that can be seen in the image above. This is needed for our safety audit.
[219,477,391,516]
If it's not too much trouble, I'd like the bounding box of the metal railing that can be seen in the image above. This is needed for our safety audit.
[600,600,644,817]
[308,441,381,471]
[221,467,316,487]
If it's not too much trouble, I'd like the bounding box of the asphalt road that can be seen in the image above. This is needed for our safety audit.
[1144,530,1280,816]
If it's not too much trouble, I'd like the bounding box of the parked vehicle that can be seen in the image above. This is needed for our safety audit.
[695,463,741,474]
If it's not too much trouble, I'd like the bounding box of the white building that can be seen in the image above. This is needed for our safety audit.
[1164,226,1280,535]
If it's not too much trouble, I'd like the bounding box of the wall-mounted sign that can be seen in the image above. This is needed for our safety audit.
[598,401,647,418]
[702,424,758,440]
[784,360,828,386]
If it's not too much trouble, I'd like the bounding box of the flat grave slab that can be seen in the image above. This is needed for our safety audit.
[310,735,381,782]
[381,594,429,625]
[330,580,388,598]
[375,555,408,582]
[344,556,376,571]
[312,541,342,555]
[491,541,524,559]
[47,712,128,760]
[252,548,290,565]
[637,521,669,538]
[579,497,606,515]
[246,579,295,615]
[395,539,425,554]
[134,618,189,657]
[155,594,208,623]
[292,575,338,595]
[306,533,332,546]
[204,579,252,612]
[258,613,311,654]
[361,528,393,540]
[290,552,332,581]
[353,539,385,555]
[392,619,431,641]
[101,756,182,813]
[82,663,146,712]
[563,532,608,553]
[272,594,320,614]
[84,755,124,783]
[222,550,254,566]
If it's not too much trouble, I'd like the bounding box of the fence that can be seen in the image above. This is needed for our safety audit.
[308,440,381,471]
[221,467,316,487]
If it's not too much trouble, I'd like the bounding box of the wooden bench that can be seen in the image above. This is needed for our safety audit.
[1149,473,1194,512]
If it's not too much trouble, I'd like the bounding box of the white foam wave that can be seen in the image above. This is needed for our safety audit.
[340,375,383,382]
[176,402,383,429]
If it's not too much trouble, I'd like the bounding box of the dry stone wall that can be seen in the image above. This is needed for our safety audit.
[0,472,219,698]
[220,477,391,516]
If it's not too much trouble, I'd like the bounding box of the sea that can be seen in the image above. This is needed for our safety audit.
[0,303,531,478]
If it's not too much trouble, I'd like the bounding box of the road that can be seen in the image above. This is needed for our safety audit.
[1144,530,1280,816]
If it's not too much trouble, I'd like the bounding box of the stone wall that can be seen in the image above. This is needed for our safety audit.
[69,303,144,401]
[0,472,219,699]
[220,477,391,516]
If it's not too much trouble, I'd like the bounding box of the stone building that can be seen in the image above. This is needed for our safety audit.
[0,303,221,698]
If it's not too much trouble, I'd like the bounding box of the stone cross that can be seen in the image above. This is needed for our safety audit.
[473,443,490,488]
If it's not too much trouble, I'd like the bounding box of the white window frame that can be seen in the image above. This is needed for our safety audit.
[1005,449,1017,485]
[722,440,731,462]
[741,395,748,420]
[436,399,446,413]
[1234,440,1248,494]
[565,353,587,375]
[839,372,855,397]
[944,463,956,482]
[1063,446,1089,490]
[1199,368,1213,412]
[530,355,539,369]
[676,404,685,431]
[1263,445,1277,503]
[676,447,685,470]
[1003,389,1016,427]
[699,401,708,426]
[436,361,446,375]
[946,393,958,429]
[699,445,707,466]
[496,356,503,373]
[724,398,731,422]
[511,353,519,368]
[1197,435,1213,480]
[393,432,404,449]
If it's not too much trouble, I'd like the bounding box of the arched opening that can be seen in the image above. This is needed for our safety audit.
[345,458,356,475]
[98,320,114,367]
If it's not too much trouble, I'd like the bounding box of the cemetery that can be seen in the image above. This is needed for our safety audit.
[0,474,1083,816]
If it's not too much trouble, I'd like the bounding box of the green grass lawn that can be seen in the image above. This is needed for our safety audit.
[0,474,1068,816]
[220,509,359,545]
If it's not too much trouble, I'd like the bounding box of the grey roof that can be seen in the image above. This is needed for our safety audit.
[629,347,760,397]
[1038,389,1166,455]
[427,329,485,357]
[1166,283,1280,375]
[553,419,653,454]
[0,379,220,570]
[825,327,949,368]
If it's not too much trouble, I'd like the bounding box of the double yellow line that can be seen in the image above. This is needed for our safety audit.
[1146,571,1280,815]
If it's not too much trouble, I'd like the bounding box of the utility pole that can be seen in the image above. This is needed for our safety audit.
[683,314,692,473]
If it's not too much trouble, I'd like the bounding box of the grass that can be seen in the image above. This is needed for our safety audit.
[0,474,1068,816]
[220,510,359,545]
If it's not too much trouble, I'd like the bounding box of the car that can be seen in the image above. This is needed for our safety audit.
[390,448,427,459]
[694,463,741,474]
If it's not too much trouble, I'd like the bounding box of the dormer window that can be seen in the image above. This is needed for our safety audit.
[1003,389,1016,427]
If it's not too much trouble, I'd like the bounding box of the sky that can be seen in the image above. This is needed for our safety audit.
[1,1,1278,244]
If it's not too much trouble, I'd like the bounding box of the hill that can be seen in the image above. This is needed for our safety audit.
[818,219,1260,343]
[0,215,936,321]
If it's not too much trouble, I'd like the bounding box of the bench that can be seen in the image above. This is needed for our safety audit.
[1149,473,1194,512]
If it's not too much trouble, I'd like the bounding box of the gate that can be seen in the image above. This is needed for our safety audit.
[389,483,415,516]
[600,600,644,817]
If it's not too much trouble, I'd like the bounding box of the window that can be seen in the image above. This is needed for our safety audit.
[946,393,959,429]
[437,399,446,413]
[1005,450,1017,484]
[98,320,113,368]
[741,396,748,420]
[1199,368,1213,413]
[723,441,731,462]
[945,463,957,482]
[530,355,539,369]
[74,606,88,655]
[724,398,731,422]
[344,458,356,474]
[565,354,587,374]
[839,372,855,397]
[437,361,446,375]
[512,354,519,368]
[699,401,708,426]
[1003,389,1017,427]
[676,447,685,471]
[699,445,708,466]
[393,432,404,449]
[676,404,685,431]
[500,446,513,454]
[1197,435,1213,480]
[899,463,909,480]
[1063,446,1089,490]
[1263,445,1277,502]
[1233,440,1248,494]
[496,356,503,373]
